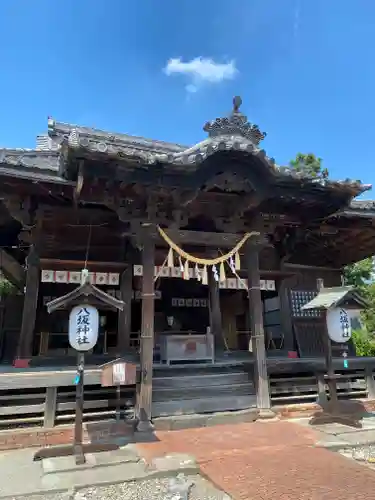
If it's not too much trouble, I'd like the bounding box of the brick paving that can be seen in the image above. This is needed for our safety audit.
[137,421,375,500]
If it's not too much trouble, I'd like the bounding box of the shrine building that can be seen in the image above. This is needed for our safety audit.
[0,96,375,427]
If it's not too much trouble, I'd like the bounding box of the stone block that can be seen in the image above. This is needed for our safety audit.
[150,453,199,474]
[171,414,208,430]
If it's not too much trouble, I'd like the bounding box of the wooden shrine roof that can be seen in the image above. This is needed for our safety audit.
[0,96,370,199]
[0,97,375,269]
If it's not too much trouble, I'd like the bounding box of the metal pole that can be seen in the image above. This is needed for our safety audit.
[74,352,85,465]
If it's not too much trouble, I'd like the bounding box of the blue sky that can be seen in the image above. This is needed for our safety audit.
[1,1,374,195]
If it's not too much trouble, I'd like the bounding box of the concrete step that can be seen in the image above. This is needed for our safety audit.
[3,458,147,498]
[152,394,257,417]
[153,371,250,389]
[153,382,254,402]
[153,408,258,430]
[42,448,140,475]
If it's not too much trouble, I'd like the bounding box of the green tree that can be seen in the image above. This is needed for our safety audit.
[344,258,375,354]
[289,153,329,178]
[343,258,375,334]
[351,328,375,357]
[361,282,375,334]
[343,258,374,287]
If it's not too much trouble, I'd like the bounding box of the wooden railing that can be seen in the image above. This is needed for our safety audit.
[268,357,375,407]
[269,370,369,405]
[0,357,374,430]
[0,369,136,431]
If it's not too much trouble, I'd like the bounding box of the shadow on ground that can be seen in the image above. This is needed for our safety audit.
[309,399,370,428]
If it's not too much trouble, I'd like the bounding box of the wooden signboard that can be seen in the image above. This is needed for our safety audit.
[101,361,137,387]
[101,360,137,423]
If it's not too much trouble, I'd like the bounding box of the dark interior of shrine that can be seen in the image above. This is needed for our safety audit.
[33,276,282,357]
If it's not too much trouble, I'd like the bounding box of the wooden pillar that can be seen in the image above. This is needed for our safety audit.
[246,243,272,414]
[117,264,133,354]
[17,245,40,359]
[278,276,296,351]
[136,226,155,431]
[208,271,224,351]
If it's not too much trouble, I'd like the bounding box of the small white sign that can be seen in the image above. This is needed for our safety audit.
[69,304,99,351]
[113,363,126,384]
[326,307,352,343]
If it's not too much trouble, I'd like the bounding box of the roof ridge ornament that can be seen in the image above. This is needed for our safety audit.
[203,96,266,145]
[68,128,80,148]
[47,116,56,136]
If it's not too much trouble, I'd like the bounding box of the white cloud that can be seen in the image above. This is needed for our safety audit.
[164,57,238,93]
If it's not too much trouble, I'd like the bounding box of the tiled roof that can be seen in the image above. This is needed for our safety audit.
[301,286,368,310]
[0,97,372,197]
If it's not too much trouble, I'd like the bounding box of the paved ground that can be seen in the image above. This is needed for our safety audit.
[4,419,375,499]
[12,475,231,500]
[136,420,375,500]
[0,444,228,499]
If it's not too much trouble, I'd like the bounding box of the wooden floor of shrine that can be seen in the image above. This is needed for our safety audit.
[0,352,372,387]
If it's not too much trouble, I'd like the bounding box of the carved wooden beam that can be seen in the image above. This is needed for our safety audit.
[215,218,247,233]
[3,195,36,229]
[73,160,85,206]
[233,192,264,217]
[179,189,200,207]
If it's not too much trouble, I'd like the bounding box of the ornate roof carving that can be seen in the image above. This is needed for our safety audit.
[0,149,72,185]
[0,149,60,170]
[150,136,275,169]
[203,96,266,145]
[47,118,186,155]
[349,200,375,211]
[335,199,375,217]
[0,103,372,199]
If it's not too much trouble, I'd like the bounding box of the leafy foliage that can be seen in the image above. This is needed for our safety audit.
[360,282,375,335]
[343,258,374,287]
[289,153,329,179]
[0,277,16,297]
[351,329,375,357]
[344,258,375,355]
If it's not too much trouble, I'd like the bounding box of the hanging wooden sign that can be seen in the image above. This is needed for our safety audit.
[101,361,137,387]
[41,270,120,285]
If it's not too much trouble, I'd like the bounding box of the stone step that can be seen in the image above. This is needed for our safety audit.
[153,382,254,402]
[153,408,258,430]
[153,362,251,378]
[153,371,250,389]
[152,394,257,417]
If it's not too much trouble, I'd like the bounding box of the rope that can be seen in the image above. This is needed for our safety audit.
[84,223,92,270]
[223,257,248,291]
[157,226,259,265]
[154,254,168,283]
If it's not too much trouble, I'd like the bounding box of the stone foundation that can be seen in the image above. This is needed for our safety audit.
[0,420,134,451]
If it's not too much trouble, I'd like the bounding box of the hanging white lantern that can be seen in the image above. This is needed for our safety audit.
[326,308,352,343]
[69,304,99,351]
